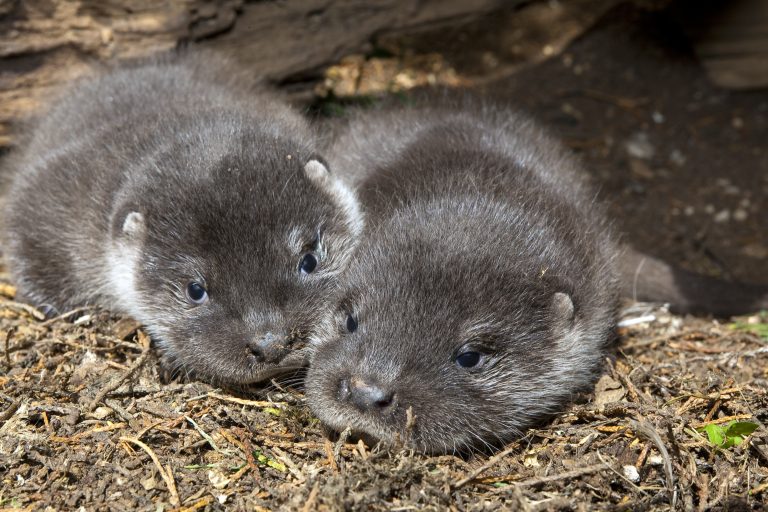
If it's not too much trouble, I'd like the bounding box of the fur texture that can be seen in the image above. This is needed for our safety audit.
[306,102,620,454]
[2,53,362,384]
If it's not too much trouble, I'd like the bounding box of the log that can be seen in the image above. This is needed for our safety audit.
[0,0,512,146]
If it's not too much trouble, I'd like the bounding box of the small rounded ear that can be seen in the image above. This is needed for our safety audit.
[551,292,575,327]
[304,159,330,182]
[121,211,145,238]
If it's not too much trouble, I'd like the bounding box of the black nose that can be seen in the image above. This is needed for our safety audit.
[247,332,288,364]
[340,376,396,412]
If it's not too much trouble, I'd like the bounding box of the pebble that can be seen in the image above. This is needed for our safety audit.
[713,209,730,223]
[622,465,641,483]
[733,208,748,221]
[669,149,686,166]
[625,132,655,160]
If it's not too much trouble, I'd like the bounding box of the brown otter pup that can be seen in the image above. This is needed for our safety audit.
[2,54,363,385]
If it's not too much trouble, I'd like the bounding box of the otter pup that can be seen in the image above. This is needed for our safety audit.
[306,101,768,454]
[2,54,363,385]
[307,103,619,453]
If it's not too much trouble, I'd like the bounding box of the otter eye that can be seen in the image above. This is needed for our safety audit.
[298,253,318,275]
[186,282,208,305]
[346,314,358,333]
[456,351,482,369]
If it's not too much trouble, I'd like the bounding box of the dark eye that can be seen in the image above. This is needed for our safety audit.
[346,314,358,333]
[455,351,482,369]
[186,282,208,305]
[298,253,318,275]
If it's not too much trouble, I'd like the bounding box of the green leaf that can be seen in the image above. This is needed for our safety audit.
[723,421,759,447]
[697,421,758,449]
[701,424,725,446]
[728,311,768,341]
[252,449,287,472]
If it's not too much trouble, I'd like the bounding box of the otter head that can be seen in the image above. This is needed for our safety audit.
[106,137,363,385]
[307,200,613,454]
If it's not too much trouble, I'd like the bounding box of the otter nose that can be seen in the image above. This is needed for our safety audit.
[247,332,288,364]
[341,376,396,412]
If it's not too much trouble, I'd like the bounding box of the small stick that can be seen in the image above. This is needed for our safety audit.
[516,463,607,488]
[691,414,753,429]
[301,482,320,512]
[39,306,93,327]
[205,392,285,408]
[632,420,676,507]
[4,327,16,367]
[0,399,20,423]
[0,300,46,320]
[333,426,352,463]
[88,334,151,411]
[452,442,521,489]
[120,436,180,506]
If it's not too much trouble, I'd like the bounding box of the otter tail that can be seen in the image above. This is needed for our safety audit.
[618,246,768,317]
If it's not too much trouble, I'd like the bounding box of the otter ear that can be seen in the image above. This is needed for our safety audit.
[551,292,575,329]
[304,159,331,182]
[304,158,364,239]
[121,212,146,238]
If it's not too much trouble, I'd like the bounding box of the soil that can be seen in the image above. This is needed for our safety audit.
[1,2,767,511]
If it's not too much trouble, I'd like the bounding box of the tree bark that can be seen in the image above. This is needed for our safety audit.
[0,0,513,146]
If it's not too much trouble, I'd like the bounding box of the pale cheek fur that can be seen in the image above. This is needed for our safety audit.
[105,243,145,322]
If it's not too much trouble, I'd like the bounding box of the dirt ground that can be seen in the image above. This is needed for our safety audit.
[1,2,767,511]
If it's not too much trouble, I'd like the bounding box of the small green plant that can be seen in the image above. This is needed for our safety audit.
[697,421,759,449]
[729,311,768,341]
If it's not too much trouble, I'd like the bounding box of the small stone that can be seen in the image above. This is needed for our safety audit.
[523,451,541,468]
[704,204,716,214]
[73,314,92,326]
[732,117,744,129]
[92,406,113,420]
[733,209,748,221]
[652,111,665,123]
[208,469,231,489]
[684,206,695,216]
[713,209,730,223]
[743,243,768,259]
[625,132,655,160]
[623,465,641,483]
[140,475,156,491]
[669,149,686,166]
[561,102,583,120]
[629,158,655,179]
[648,455,664,466]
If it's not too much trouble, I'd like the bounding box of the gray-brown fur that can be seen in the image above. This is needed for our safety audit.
[619,247,768,316]
[306,102,620,454]
[2,53,363,385]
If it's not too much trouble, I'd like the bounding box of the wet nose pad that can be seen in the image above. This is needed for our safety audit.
[340,376,397,413]
[247,332,289,364]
